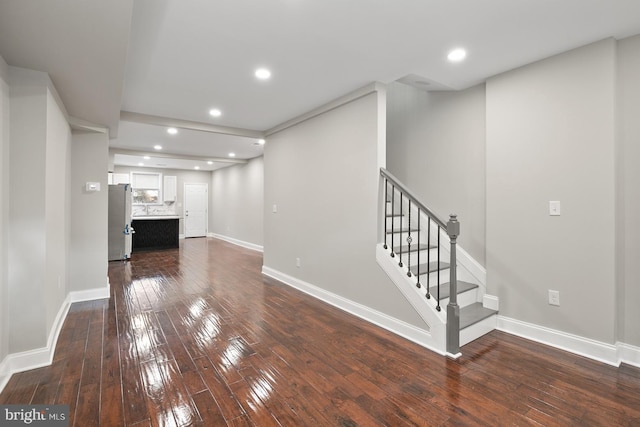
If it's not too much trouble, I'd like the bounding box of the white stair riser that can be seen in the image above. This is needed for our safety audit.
[413,284,476,307]
[460,314,497,346]
[438,287,478,309]
[385,218,406,231]
[392,253,445,270]
[389,235,416,251]
[420,269,451,284]
[386,217,448,235]
[392,271,451,288]
[388,232,446,253]
[408,258,450,270]
[386,226,444,239]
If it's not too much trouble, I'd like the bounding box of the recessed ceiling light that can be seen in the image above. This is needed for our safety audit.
[447,48,467,62]
[255,68,271,80]
[143,156,150,160]
[209,109,222,117]
[207,161,213,165]
[194,166,200,170]
[228,152,236,157]
[138,162,144,166]
[167,127,178,135]
[154,145,162,150]
[258,139,266,145]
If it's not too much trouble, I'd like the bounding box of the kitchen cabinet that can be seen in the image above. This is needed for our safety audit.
[164,175,177,202]
[108,173,130,185]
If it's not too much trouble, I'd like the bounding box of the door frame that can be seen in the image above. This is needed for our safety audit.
[183,182,208,238]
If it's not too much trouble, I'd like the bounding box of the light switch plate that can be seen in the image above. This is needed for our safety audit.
[549,201,561,216]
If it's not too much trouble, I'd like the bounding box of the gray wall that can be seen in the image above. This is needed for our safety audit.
[113,165,211,236]
[617,34,640,347]
[0,55,9,365]
[210,156,264,247]
[9,67,49,351]
[486,39,616,344]
[8,66,71,352]
[264,91,426,328]
[44,88,72,333]
[386,82,486,265]
[387,36,640,348]
[70,132,109,293]
[0,57,112,376]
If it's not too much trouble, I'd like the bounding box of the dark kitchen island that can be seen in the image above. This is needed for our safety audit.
[132,216,179,252]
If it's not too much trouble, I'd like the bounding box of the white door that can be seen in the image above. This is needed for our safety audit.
[184,183,208,238]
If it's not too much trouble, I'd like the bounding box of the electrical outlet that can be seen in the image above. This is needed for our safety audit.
[548,290,560,306]
[296,257,301,268]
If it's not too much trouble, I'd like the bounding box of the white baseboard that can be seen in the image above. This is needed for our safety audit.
[179,233,185,239]
[0,360,8,394]
[261,265,444,356]
[0,283,109,394]
[617,342,640,368]
[498,315,621,366]
[209,233,263,252]
[69,285,110,303]
[0,302,70,395]
[483,294,499,311]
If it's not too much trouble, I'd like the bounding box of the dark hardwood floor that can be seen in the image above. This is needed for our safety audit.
[1,237,640,426]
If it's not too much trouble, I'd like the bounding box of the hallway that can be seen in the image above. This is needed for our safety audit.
[1,237,639,426]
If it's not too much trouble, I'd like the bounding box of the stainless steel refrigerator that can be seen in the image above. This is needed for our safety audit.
[108,184,133,261]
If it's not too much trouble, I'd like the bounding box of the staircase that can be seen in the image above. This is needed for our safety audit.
[377,168,497,357]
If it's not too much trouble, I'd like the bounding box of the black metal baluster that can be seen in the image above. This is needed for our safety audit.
[416,210,421,288]
[426,217,431,299]
[436,227,441,312]
[398,193,403,268]
[390,185,395,258]
[407,200,412,277]
[383,179,388,250]
[381,168,462,348]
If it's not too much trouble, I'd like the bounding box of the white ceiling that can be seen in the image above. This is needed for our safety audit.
[112,153,242,172]
[0,0,132,133]
[1,0,640,171]
[111,120,264,171]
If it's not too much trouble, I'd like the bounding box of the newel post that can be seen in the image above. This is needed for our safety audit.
[446,214,460,356]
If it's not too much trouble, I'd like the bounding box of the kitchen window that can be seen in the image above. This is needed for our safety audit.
[131,171,162,205]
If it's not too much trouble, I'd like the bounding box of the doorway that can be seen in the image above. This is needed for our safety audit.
[184,183,208,238]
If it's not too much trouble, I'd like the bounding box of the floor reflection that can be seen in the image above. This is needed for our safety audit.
[2,237,638,426]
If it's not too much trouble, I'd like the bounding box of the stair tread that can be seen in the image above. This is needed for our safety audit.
[393,243,435,253]
[459,302,497,330]
[425,281,478,299]
[410,261,450,275]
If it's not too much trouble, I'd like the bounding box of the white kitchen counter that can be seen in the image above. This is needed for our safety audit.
[132,215,180,220]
